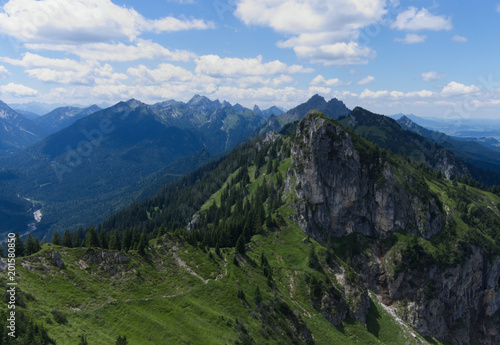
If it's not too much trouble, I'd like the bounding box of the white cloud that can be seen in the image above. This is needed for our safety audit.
[451,35,467,43]
[359,88,435,99]
[25,40,196,62]
[0,82,38,96]
[128,64,194,84]
[357,75,375,85]
[497,4,500,13]
[395,33,427,44]
[391,7,452,31]
[359,89,388,99]
[421,71,445,82]
[235,0,386,65]
[0,66,10,78]
[2,53,127,85]
[441,82,480,96]
[195,55,312,77]
[0,0,213,43]
[293,42,376,66]
[310,75,349,87]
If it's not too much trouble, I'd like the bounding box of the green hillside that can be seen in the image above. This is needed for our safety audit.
[2,111,499,344]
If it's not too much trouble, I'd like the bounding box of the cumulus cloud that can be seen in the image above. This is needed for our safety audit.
[235,0,386,65]
[359,88,435,99]
[26,40,196,62]
[421,71,446,82]
[2,53,127,85]
[127,64,194,84]
[441,82,480,96]
[293,42,376,66]
[451,35,467,43]
[310,75,349,87]
[0,82,38,96]
[0,66,10,78]
[395,33,427,44]
[357,75,375,85]
[195,55,312,77]
[391,7,452,31]
[0,0,213,43]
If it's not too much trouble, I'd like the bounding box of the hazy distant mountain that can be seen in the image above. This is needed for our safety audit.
[388,113,445,128]
[2,96,265,236]
[14,109,41,120]
[35,105,101,134]
[253,105,284,119]
[454,136,500,152]
[397,115,500,175]
[0,100,47,156]
[8,101,54,116]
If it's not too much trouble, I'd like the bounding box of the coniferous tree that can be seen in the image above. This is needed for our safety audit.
[85,226,99,248]
[78,334,88,345]
[266,158,273,175]
[116,335,128,345]
[236,235,246,255]
[62,230,73,248]
[25,234,35,256]
[33,237,41,253]
[137,229,147,255]
[15,233,25,257]
[51,232,61,246]
[108,230,121,251]
[254,286,263,305]
[73,228,84,248]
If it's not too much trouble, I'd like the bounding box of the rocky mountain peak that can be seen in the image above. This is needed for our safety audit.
[287,111,445,240]
[187,94,221,109]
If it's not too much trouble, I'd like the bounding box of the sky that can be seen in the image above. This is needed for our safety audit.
[0,0,499,119]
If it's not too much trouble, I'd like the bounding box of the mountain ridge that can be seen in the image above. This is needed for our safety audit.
[5,109,499,344]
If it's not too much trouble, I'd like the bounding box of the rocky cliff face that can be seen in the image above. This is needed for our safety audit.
[285,111,500,345]
[351,243,500,345]
[286,111,445,240]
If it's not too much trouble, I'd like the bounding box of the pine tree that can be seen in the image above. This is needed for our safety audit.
[51,231,61,246]
[33,237,41,253]
[62,230,73,248]
[254,286,263,305]
[116,335,128,345]
[137,229,147,256]
[78,334,88,345]
[236,235,246,255]
[25,234,35,256]
[15,233,25,257]
[85,226,99,248]
[73,228,84,248]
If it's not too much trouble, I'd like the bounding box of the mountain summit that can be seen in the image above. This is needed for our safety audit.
[0,100,47,156]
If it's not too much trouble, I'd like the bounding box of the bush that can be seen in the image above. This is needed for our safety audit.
[51,310,68,325]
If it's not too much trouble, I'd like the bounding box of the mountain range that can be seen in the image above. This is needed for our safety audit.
[3,94,500,241]
[0,96,267,238]
[35,105,102,134]
[3,110,499,344]
[398,115,500,174]
[0,100,48,156]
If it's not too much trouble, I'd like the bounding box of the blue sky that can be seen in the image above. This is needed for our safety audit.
[0,0,499,119]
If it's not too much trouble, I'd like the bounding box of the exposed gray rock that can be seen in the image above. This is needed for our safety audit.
[51,250,64,268]
[284,111,499,344]
[285,111,444,240]
[82,249,130,276]
[0,257,7,272]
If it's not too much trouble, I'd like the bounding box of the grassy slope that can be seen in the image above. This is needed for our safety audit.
[1,157,448,345]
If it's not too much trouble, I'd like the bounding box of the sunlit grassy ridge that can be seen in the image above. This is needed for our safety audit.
[1,148,451,345]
